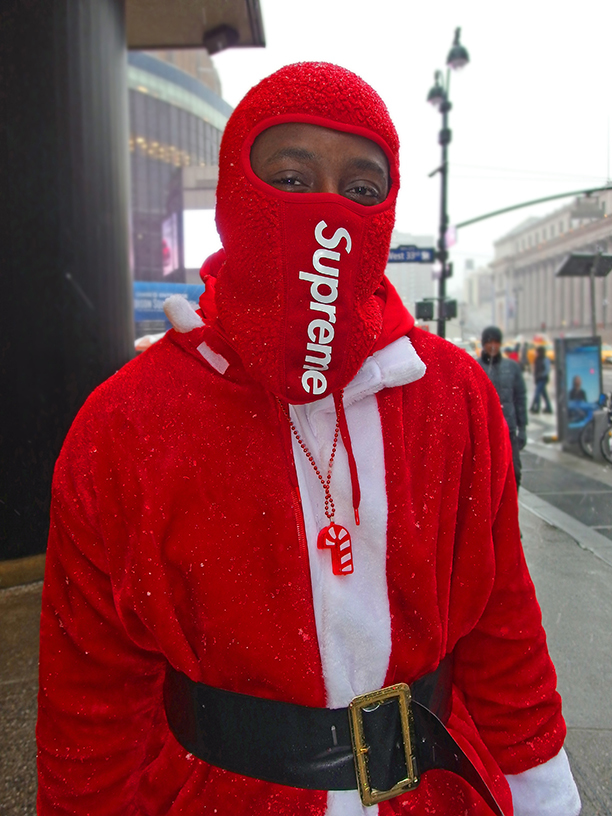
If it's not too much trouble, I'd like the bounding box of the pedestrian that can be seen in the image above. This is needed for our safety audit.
[478,326,528,489]
[37,63,580,816]
[531,345,553,413]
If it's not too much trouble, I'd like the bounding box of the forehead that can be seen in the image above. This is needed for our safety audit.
[250,122,389,176]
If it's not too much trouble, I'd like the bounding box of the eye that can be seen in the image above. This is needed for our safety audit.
[273,174,308,190]
[345,182,384,206]
[264,172,312,193]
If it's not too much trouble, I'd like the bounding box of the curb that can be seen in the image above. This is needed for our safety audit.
[0,554,46,589]
[519,489,612,567]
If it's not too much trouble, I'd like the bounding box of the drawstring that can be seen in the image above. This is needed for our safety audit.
[277,391,362,529]
[333,392,361,526]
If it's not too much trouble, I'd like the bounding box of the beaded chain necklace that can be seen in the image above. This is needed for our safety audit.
[278,395,354,576]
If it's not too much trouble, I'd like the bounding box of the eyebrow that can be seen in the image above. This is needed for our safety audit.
[263,149,387,177]
[346,157,388,180]
[263,146,317,164]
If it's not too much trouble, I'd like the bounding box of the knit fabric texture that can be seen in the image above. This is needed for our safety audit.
[213,62,401,402]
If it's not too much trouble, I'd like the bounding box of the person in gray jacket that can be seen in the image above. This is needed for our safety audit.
[478,326,528,489]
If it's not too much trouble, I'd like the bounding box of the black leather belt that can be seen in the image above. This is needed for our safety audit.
[164,657,504,814]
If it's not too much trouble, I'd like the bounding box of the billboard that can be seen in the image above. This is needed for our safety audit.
[161,213,180,276]
[555,336,602,447]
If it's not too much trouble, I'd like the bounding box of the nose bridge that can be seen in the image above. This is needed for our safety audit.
[317,168,342,196]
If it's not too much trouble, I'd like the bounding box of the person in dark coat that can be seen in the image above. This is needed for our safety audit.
[531,345,553,414]
[478,326,528,488]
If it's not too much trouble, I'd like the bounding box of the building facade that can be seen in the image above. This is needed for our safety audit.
[127,51,232,283]
[385,231,436,317]
[486,191,612,341]
[461,263,495,337]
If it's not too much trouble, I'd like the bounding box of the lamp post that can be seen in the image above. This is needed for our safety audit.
[427,28,470,338]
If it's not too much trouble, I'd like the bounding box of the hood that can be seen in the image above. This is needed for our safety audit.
[210,62,402,404]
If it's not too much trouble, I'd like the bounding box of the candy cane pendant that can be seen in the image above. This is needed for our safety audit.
[317,523,354,575]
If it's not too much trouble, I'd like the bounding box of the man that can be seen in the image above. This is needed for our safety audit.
[37,63,580,816]
[478,326,528,489]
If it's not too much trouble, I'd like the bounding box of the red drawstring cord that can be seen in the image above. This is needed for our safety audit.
[277,391,362,529]
[333,391,361,526]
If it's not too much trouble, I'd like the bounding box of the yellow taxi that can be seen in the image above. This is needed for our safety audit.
[525,336,555,367]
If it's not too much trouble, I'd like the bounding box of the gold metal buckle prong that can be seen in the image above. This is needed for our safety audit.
[348,683,420,807]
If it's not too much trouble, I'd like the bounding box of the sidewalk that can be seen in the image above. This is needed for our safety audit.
[519,402,612,814]
[519,503,612,815]
[522,408,612,568]
[1,410,611,814]
[0,581,40,815]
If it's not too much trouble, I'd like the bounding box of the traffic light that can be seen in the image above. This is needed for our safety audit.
[442,299,457,319]
[415,301,435,321]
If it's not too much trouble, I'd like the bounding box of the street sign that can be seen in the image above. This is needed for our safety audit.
[387,245,435,263]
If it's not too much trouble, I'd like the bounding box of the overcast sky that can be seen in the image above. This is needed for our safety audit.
[212,0,612,289]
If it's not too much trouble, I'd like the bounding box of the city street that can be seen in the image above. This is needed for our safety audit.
[4,3,612,814]
[1,402,611,815]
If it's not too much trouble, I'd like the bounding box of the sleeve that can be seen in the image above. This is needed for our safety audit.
[506,748,581,816]
[514,364,528,429]
[36,430,167,814]
[452,371,568,775]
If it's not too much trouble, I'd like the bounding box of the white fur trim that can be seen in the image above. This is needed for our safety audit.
[342,336,426,408]
[196,341,229,375]
[291,392,391,709]
[290,392,386,816]
[373,336,427,389]
[289,338,425,816]
[163,295,203,333]
[326,790,374,816]
[506,748,581,816]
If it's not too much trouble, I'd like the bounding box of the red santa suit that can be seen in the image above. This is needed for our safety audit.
[37,63,580,816]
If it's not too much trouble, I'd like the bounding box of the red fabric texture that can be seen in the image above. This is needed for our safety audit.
[213,62,401,403]
[200,255,414,372]
[372,276,414,351]
[37,326,566,815]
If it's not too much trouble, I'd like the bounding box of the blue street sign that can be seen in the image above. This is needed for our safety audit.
[387,245,436,263]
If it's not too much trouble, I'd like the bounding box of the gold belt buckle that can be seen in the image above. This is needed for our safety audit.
[348,683,420,807]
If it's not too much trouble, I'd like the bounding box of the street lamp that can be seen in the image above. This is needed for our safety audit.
[427,27,470,338]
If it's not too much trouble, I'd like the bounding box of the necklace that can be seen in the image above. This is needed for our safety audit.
[278,396,354,576]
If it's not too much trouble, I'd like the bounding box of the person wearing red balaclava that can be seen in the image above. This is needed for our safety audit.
[37,63,580,816]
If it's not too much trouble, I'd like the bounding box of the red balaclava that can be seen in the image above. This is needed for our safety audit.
[210,62,401,404]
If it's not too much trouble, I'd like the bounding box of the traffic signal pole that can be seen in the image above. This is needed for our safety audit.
[437,93,451,339]
[427,29,470,339]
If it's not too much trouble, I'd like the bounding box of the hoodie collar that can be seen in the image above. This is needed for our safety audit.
[299,335,426,421]
[163,293,426,400]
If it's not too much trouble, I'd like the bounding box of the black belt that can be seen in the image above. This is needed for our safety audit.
[164,658,504,814]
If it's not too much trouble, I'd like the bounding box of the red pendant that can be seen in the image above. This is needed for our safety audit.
[317,523,354,575]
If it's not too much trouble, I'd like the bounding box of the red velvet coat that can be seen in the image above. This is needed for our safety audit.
[37,325,566,815]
